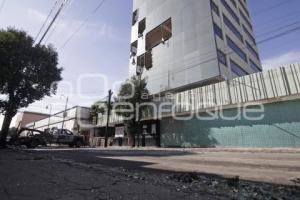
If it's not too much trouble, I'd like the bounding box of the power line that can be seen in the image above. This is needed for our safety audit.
[34,0,60,42]
[60,0,106,49]
[252,0,295,17]
[256,21,300,39]
[44,0,74,44]
[37,0,69,45]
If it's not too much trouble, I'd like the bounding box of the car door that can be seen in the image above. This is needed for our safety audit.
[57,130,67,144]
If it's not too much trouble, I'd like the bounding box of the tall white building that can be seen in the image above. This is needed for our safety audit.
[129,0,262,94]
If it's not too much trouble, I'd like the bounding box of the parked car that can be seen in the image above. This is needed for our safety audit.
[9,128,50,148]
[49,128,85,148]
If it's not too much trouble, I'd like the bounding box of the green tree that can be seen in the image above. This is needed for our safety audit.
[0,28,62,148]
[114,76,149,147]
[90,102,106,125]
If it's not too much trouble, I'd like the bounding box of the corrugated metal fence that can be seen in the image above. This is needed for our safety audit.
[98,63,300,126]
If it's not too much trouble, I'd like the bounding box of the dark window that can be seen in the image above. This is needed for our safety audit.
[238,0,250,17]
[242,25,256,45]
[130,40,138,57]
[132,9,138,26]
[217,49,227,66]
[246,41,259,60]
[239,9,252,30]
[213,23,223,39]
[250,59,262,72]
[230,59,248,76]
[230,0,237,8]
[223,14,243,42]
[211,0,220,16]
[221,0,240,25]
[146,18,172,51]
[137,54,145,67]
[138,18,146,37]
[137,51,153,70]
[227,36,247,62]
[145,51,153,70]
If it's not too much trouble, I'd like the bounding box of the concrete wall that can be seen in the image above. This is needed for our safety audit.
[161,99,300,148]
[15,112,49,128]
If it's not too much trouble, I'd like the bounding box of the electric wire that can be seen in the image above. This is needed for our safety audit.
[37,0,69,45]
[60,0,106,49]
[34,0,60,42]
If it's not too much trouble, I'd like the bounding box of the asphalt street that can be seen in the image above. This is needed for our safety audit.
[0,148,299,200]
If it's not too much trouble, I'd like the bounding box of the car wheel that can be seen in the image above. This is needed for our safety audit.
[75,140,82,148]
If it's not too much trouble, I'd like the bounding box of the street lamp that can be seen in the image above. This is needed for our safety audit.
[46,104,52,129]
[60,95,69,131]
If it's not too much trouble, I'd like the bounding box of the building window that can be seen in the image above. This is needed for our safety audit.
[221,0,240,25]
[217,49,227,66]
[230,59,248,76]
[130,40,138,57]
[230,0,237,8]
[137,51,153,70]
[246,41,259,60]
[239,9,252,30]
[145,51,153,70]
[250,59,262,72]
[138,18,146,37]
[213,23,223,39]
[146,18,172,51]
[242,25,256,45]
[223,14,243,42]
[210,0,220,16]
[137,54,145,67]
[132,9,139,26]
[227,36,247,62]
[238,0,250,17]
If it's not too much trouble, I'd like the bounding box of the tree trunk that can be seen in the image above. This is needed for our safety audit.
[0,110,14,148]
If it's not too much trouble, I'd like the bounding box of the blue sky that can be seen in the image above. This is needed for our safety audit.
[0,0,300,125]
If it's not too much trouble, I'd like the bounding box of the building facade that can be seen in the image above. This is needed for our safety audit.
[129,0,262,94]
[14,111,49,128]
[26,106,92,137]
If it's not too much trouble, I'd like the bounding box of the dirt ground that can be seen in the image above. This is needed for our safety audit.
[0,148,299,200]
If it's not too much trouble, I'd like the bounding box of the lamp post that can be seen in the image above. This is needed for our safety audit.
[60,95,68,131]
[46,104,52,129]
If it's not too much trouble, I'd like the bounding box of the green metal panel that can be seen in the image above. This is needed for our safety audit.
[161,99,300,147]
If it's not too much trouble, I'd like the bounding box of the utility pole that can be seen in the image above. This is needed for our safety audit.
[61,96,68,131]
[46,104,52,129]
[104,90,113,148]
[37,0,67,45]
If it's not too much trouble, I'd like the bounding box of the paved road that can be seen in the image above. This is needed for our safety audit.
[0,148,299,200]
[34,147,300,185]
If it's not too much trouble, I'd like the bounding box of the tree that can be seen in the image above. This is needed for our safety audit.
[114,76,149,147]
[90,102,106,125]
[0,28,62,148]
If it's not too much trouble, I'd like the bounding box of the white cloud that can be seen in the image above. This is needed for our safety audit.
[262,51,300,70]
[27,8,47,23]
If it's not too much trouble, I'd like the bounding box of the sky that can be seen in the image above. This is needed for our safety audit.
[0,0,300,126]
